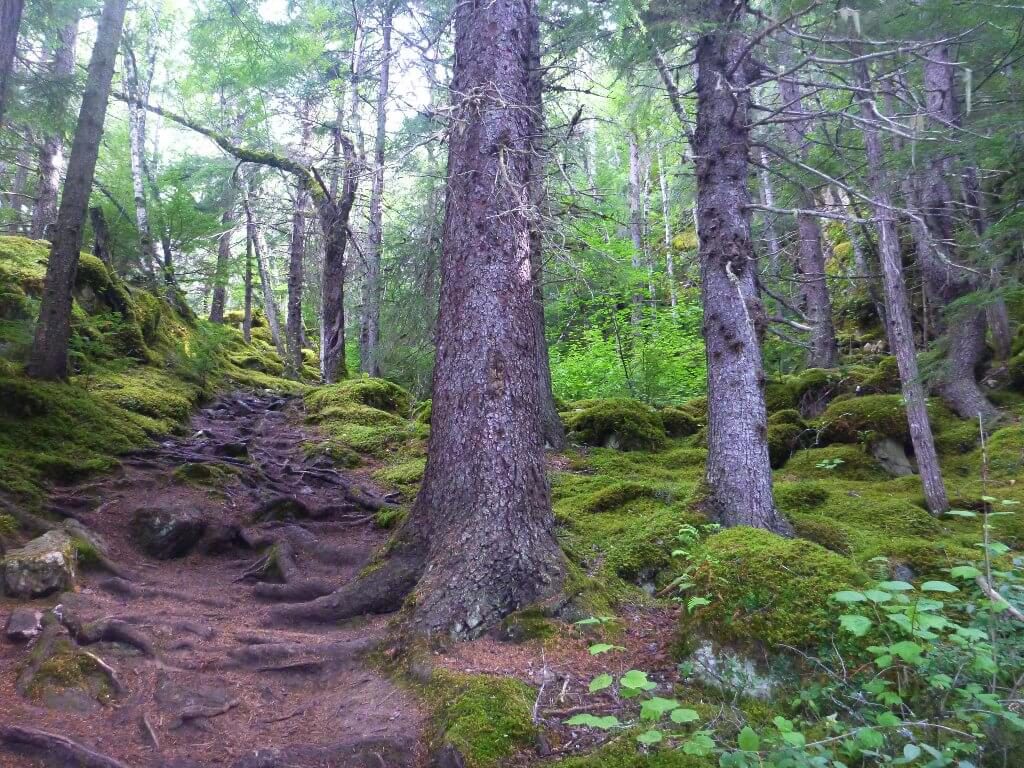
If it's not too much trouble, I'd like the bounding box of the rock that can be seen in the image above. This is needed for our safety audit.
[5,607,43,642]
[198,522,244,555]
[685,638,785,700]
[870,437,915,477]
[215,441,248,458]
[2,530,77,598]
[435,744,466,768]
[252,496,310,523]
[131,507,207,559]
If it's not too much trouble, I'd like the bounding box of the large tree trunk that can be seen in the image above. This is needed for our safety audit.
[777,69,840,369]
[29,18,78,239]
[89,206,111,267]
[756,149,782,277]
[27,0,127,380]
[209,205,235,323]
[286,180,308,378]
[527,4,565,450]
[853,57,949,515]
[914,47,997,421]
[627,133,646,324]
[0,0,24,127]
[271,0,564,639]
[693,1,791,534]
[319,180,357,383]
[242,222,253,343]
[359,3,392,378]
[657,145,678,311]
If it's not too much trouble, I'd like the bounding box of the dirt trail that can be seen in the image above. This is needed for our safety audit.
[0,392,425,768]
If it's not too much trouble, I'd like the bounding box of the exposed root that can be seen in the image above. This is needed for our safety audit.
[227,637,376,669]
[0,726,131,768]
[63,520,134,580]
[98,577,228,607]
[267,553,421,625]
[253,578,336,602]
[72,618,158,658]
[79,650,123,694]
[235,540,299,583]
[171,697,240,728]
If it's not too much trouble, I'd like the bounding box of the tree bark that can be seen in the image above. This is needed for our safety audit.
[0,0,24,127]
[915,47,997,421]
[527,2,565,450]
[692,0,791,534]
[209,204,235,323]
[27,0,128,380]
[243,187,285,358]
[89,206,111,267]
[29,18,78,240]
[657,145,678,311]
[852,56,949,515]
[359,3,393,378]
[286,179,309,377]
[123,32,160,280]
[243,221,253,343]
[271,0,564,639]
[777,69,840,369]
[627,133,646,324]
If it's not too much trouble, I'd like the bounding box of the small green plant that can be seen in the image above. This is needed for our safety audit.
[815,456,845,471]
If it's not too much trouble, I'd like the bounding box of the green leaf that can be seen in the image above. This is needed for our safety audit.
[772,716,794,733]
[945,509,977,518]
[839,614,873,637]
[640,697,679,721]
[889,640,924,662]
[683,733,715,756]
[832,590,867,603]
[876,711,901,727]
[863,589,893,604]
[619,669,657,691]
[781,731,806,748]
[903,744,922,761]
[588,673,613,693]
[921,580,958,593]
[636,729,663,745]
[686,596,711,613]
[588,643,624,655]
[877,580,915,592]
[671,708,701,724]
[565,714,620,730]
[737,725,760,752]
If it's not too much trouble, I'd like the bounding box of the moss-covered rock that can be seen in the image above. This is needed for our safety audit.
[547,739,714,767]
[661,406,700,437]
[781,445,888,481]
[818,394,910,444]
[307,378,413,416]
[764,379,798,413]
[788,514,852,555]
[563,398,666,451]
[2,530,77,598]
[767,422,804,469]
[681,527,866,648]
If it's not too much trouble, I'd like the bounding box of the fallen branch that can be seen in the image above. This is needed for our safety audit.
[0,727,131,768]
[172,698,240,728]
[976,575,1024,621]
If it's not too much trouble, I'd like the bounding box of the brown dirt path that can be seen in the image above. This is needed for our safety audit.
[0,392,426,768]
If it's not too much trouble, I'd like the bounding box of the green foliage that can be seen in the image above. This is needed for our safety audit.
[563,398,667,451]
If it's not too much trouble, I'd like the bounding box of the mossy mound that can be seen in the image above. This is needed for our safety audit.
[425,669,537,768]
[780,445,888,481]
[548,739,713,767]
[767,422,805,469]
[307,377,413,416]
[660,406,700,437]
[563,398,666,451]
[818,394,911,444]
[681,526,866,648]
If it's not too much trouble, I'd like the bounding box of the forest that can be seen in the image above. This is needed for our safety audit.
[0,0,1023,765]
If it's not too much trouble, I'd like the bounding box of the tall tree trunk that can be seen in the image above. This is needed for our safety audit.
[756,149,782,277]
[914,47,997,421]
[89,206,111,266]
[777,69,840,369]
[693,1,790,534]
[657,145,678,311]
[242,222,253,343]
[853,56,948,515]
[209,205,235,323]
[286,179,309,378]
[243,189,285,358]
[627,133,646,324]
[0,0,24,127]
[123,34,160,280]
[319,149,358,383]
[29,18,78,239]
[271,0,564,639]
[527,2,565,450]
[360,3,392,378]
[27,0,128,380]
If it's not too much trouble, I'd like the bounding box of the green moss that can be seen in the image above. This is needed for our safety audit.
[661,406,700,438]
[768,409,805,427]
[425,669,537,767]
[774,481,831,512]
[659,448,707,471]
[309,401,403,427]
[547,737,714,767]
[858,356,901,394]
[375,506,407,529]
[681,526,866,648]
[499,607,557,643]
[767,422,804,469]
[818,394,911,444]
[1006,351,1024,392]
[373,458,426,500]
[307,378,413,416]
[789,513,852,555]
[302,439,362,468]
[172,461,238,487]
[414,399,432,424]
[26,643,113,704]
[563,398,667,451]
[764,379,798,413]
[780,445,887,481]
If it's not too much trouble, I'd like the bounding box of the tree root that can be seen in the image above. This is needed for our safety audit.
[98,577,228,607]
[235,540,299,583]
[266,553,421,625]
[0,727,131,768]
[171,698,240,729]
[63,520,134,580]
[72,618,158,658]
[253,579,336,602]
[227,637,376,668]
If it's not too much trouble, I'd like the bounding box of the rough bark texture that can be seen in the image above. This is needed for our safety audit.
[286,179,308,377]
[27,0,128,380]
[209,204,235,323]
[29,18,78,239]
[244,190,286,358]
[657,146,678,311]
[777,70,840,369]
[89,206,111,266]
[915,47,997,421]
[693,1,791,534]
[627,133,646,324]
[853,57,949,514]
[0,0,24,127]
[277,0,564,639]
[243,222,253,343]
[123,33,160,280]
[359,4,392,378]
[319,147,357,384]
[527,4,565,450]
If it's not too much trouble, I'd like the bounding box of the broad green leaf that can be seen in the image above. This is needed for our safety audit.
[839,614,872,637]
[671,708,700,724]
[945,509,977,518]
[863,589,892,604]
[640,697,679,721]
[781,731,806,748]
[921,580,958,593]
[832,590,867,603]
[588,673,613,693]
[876,711,901,727]
[565,714,620,730]
[737,725,760,752]
[588,643,624,655]
[619,669,657,691]
[636,729,663,745]
[683,732,715,756]
[877,580,914,592]
[889,640,924,662]
[903,743,921,761]
[772,716,794,732]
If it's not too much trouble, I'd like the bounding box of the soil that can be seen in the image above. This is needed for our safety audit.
[0,392,427,768]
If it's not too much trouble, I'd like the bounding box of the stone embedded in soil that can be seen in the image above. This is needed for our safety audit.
[252,496,310,522]
[5,607,44,641]
[870,437,915,477]
[131,507,208,559]
[2,530,78,598]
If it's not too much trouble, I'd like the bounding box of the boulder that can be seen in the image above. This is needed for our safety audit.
[5,607,43,642]
[870,437,915,477]
[2,530,77,598]
[131,507,207,559]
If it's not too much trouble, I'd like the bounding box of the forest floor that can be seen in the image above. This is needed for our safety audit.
[0,392,429,768]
